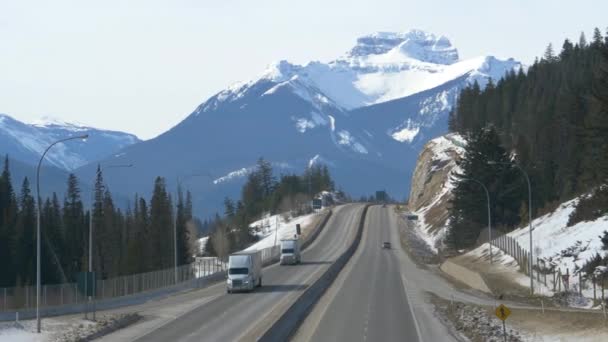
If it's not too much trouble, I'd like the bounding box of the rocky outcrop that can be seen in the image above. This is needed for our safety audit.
[407,133,465,250]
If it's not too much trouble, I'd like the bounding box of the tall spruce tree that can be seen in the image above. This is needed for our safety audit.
[0,156,17,286]
[62,174,85,281]
[150,177,173,270]
[446,127,522,250]
[14,178,36,285]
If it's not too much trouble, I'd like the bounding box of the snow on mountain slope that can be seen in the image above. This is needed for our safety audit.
[0,113,140,170]
[84,29,520,216]
[205,29,521,112]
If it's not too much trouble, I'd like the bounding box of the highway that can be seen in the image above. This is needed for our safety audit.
[133,204,364,342]
[301,205,421,342]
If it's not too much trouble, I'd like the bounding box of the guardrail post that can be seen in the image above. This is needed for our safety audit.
[579,272,583,295]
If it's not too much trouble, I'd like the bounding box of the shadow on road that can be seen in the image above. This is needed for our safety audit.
[299,261,332,265]
[256,284,308,293]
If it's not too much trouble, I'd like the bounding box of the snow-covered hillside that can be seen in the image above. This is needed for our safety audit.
[508,197,608,276]
[0,114,140,170]
[245,212,317,251]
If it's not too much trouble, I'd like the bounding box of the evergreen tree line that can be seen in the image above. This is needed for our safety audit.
[446,27,608,249]
[205,158,335,258]
[0,157,197,288]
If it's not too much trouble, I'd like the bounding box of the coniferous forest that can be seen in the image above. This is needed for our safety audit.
[0,158,196,288]
[447,28,608,249]
[0,156,336,288]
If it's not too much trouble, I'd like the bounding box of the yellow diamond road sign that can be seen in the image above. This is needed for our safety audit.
[495,304,511,321]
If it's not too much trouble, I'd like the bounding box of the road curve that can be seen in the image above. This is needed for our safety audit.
[134,204,365,342]
[304,205,421,342]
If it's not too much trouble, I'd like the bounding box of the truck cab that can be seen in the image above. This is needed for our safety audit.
[227,251,262,293]
[280,239,301,265]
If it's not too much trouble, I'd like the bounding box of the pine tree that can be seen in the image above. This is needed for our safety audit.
[257,158,275,198]
[446,127,523,250]
[0,156,17,286]
[579,31,588,48]
[14,178,36,285]
[62,174,85,281]
[224,197,235,218]
[150,177,173,270]
[92,166,106,277]
[560,39,574,59]
[543,43,556,62]
[41,193,65,284]
[592,27,603,48]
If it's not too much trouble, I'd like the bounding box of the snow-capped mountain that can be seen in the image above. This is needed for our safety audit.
[78,29,522,214]
[0,114,140,170]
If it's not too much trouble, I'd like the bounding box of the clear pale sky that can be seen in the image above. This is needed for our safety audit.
[1,0,606,139]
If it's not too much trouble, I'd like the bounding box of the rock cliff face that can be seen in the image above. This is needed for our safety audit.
[408,133,465,251]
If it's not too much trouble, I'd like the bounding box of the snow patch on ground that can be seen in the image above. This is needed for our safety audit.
[245,213,316,251]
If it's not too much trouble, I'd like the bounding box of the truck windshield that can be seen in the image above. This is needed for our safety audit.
[228,267,249,275]
[282,248,294,254]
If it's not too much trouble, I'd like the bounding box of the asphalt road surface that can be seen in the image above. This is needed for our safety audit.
[306,205,421,342]
[134,204,364,342]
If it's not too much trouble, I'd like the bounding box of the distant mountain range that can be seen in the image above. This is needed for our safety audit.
[0,114,140,202]
[0,114,140,170]
[72,29,522,215]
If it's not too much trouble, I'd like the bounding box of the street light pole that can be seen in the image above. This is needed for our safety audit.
[489,161,534,295]
[462,178,493,263]
[36,135,88,333]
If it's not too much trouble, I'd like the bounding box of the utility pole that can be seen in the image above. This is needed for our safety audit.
[36,135,88,333]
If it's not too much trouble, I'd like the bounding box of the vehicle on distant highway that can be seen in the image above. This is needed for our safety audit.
[280,238,301,265]
[226,250,262,293]
[382,242,391,249]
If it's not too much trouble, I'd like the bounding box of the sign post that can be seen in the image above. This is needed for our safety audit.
[495,304,511,342]
[77,272,96,320]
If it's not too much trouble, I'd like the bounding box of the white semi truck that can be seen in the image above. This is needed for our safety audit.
[280,239,301,265]
[226,250,262,293]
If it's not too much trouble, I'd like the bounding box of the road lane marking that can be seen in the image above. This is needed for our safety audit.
[292,207,368,342]
[237,205,363,341]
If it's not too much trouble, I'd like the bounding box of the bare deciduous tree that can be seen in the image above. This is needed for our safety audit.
[211,221,230,261]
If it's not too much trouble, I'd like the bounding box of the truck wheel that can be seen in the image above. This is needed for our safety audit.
[227,289,231,294]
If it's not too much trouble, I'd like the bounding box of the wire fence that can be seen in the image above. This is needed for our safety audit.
[491,234,608,304]
[0,245,282,314]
